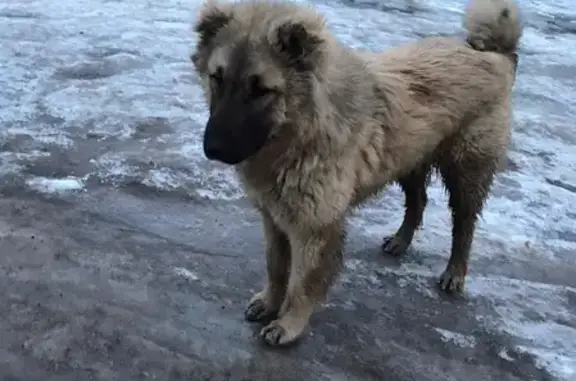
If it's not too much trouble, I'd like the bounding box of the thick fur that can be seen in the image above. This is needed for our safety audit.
[190,0,524,346]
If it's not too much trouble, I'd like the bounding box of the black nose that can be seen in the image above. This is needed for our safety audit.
[203,138,223,161]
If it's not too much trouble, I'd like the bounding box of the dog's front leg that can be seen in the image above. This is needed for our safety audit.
[260,219,345,346]
[245,209,291,323]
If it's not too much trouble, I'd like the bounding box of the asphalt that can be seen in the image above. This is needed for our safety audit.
[0,185,562,381]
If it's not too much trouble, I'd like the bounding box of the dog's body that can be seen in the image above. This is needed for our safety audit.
[191,0,524,346]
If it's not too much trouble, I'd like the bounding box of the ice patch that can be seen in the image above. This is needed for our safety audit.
[89,154,139,185]
[498,348,515,362]
[468,277,576,381]
[26,176,86,195]
[196,187,242,201]
[434,328,477,348]
[344,254,576,380]
[516,348,576,381]
[194,167,245,201]
[173,267,199,281]
[3,126,74,148]
[343,258,438,299]
[0,151,51,175]
[142,168,182,191]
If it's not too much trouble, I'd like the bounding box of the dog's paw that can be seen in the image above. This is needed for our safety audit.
[382,234,410,257]
[260,318,306,346]
[245,292,277,323]
[438,266,466,293]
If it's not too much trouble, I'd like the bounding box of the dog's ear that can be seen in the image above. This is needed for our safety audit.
[272,19,325,71]
[194,2,233,48]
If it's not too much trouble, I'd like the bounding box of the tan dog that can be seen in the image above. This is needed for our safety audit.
[190,0,523,346]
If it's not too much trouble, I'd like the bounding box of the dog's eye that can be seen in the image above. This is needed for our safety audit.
[209,67,224,85]
[250,75,275,97]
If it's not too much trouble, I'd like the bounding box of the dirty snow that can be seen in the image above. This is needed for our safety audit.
[1,0,575,379]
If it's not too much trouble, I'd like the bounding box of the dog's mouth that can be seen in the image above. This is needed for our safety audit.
[205,151,247,165]
[203,130,273,166]
[203,139,246,165]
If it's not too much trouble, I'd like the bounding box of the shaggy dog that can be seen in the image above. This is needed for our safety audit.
[190,0,523,346]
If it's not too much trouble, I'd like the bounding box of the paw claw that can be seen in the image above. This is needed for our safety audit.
[382,234,409,257]
[260,319,305,346]
[260,321,285,345]
[438,267,466,293]
[245,297,276,323]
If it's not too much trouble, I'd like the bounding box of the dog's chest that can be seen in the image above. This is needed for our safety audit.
[236,160,355,231]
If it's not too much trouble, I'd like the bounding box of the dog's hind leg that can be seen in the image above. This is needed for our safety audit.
[437,104,510,293]
[245,210,291,323]
[382,166,430,256]
[260,219,345,346]
[438,156,496,293]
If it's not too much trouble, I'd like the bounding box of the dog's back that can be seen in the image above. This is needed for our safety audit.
[368,0,522,146]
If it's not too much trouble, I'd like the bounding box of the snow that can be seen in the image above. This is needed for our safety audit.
[434,328,477,348]
[499,348,515,362]
[25,176,86,194]
[173,267,200,281]
[1,0,575,379]
[467,276,576,380]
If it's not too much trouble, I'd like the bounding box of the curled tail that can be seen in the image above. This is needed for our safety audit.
[463,0,523,54]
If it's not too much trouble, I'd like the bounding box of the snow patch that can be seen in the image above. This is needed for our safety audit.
[26,176,86,195]
[142,168,182,191]
[468,277,576,381]
[3,126,74,148]
[434,328,477,348]
[89,154,139,185]
[498,348,515,362]
[0,151,51,175]
[517,347,576,381]
[517,348,576,381]
[194,167,245,201]
[173,267,199,281]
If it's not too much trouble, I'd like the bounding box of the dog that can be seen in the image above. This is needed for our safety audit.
[190,0,523,346]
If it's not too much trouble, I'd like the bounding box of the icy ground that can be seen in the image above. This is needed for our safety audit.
[0,0,575,380]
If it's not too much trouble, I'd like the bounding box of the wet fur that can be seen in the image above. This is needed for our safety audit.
[191,0,524,346]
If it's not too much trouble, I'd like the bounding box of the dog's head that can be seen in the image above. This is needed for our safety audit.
[190,0,328,165]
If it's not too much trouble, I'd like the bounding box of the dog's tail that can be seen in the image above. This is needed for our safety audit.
[463,0,523,55]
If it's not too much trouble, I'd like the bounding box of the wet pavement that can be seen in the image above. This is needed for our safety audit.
[0,188,564,381]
